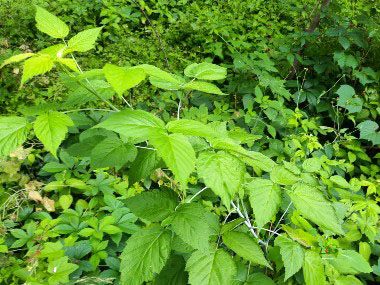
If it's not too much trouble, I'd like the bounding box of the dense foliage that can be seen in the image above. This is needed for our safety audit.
[0,1,379,284]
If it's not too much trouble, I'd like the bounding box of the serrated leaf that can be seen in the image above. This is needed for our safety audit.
[334,275,362,285]
[330,175,351,188]
[0,53,35,69]
[274,236,304,280]
[186,249,236,285]
[302,158,321,172]
[336,85,362,113]
[184,62,227,80]
[66,27,102,53]
[270,166,299,185]
[357,120,380,145]
[247,178,282,228]
[154,255,188,285]
[223,231,271,268]
[138,64,183,84]
[288,184,344,234]
[197,151,244,206]
[34,111,74,157]
[94,109,165,143]
[246,273,275,285]
[303,251,326,285]
[55,58,79,72]
[125,189,177,222]
[0,116,31,156]
[170,203,211,251]
[329,250,373,274]
[39,44,66,57]
[149,75,185,90]
[128,149,161,184]
[103,64,146,97]
[35,6,69,38]
[21,54,54,87]
[120,225,171,285]
[184,81,225,95]
[47,256,79,284]
[166,119,223,139]
[150,132,195,188]
[90,137,136,169]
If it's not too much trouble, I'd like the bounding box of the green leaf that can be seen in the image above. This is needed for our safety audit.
[336,85,362,113]
[270,166,299,185]
[66,27,102,53]
[247,178,282,228]
[47,256,79,285]
[166,119,223,139]
[34,111,74,157]
[184,62,227,80]
[210,138,276,172]
[0,116,31,156]
[183,81,225,95]
[35,6,69,38]
[274,236,304,280]
[128,149,161,184]
[120,225,171,285]
[334,275,362,285]
[103,64,146,97]
[186,249,236,285]
[0,53,35,69]
[303,251,326,285]
[302,158,321,173]
[39,44,66,57]
[154,255,188,285]
[357,120,380,145]
[39,241,64,261]
[330,175,351,188]
[55,58,79,72]
[170,203,211,251]
[150,132,196,188]
[21,54,54,87]
[94,109,165,143]
[223,231,271,268]
[149,75,185,90]
[138,64,183,84]
[338,36,350,50]
[90,137,137,169]
[329,250,373,274]
[246,273,275,285]
[125,189,177,222]
[59,194,73,210]
[288,184,344,234]
[197,151,244,206]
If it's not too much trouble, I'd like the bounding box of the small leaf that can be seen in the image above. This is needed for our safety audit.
[186,249,236,285]
[270,166,299,185]
[0,53,35,69]
[338,36,350,50]
[0,116,31,156]
[336,85,362,113]
[47,256,79,284]
[223,231,271,268]
[303,251,326,285]
[34,111,74,157]
[128,149,161,184]
[357,120,380,145]
[166,119,223,139]
[302,158,321,173]
[59,194,73,210]
[35,6,69,38]
[138,64,183,84]
[274,236,304,280]
[103,64,146,97]
[66,27,102,53]
[184,62,227,80]
[21,54,54,87]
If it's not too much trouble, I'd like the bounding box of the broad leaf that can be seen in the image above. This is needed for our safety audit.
[54,58,79,72]
[334,275,362,285]
[47,256,79,284]
[154,255,188,285]
[120,225,171,285]
[329,250,373,274]
[184,62,227,80]
[246,273,275,285]
[186,249,236,285]
[302,158,321,173]
[303,251,326,285]
[125,189,177,222]
[34,111,74,157]
[223,231,271,268]
[336,85,362,114]
[138,64,183,84]
[357,120,380,145]
[66,27,102,53]
[35,6,69,38]
[197,151,244,206]
[166,119,223,139]
[184,81,225,95]
[94,109,165,143]
[274,236,304,280]
[21,54,54,87]
[0,117,31,156]
[103,64,146,97]
[247,178,282,228]
[270,166,299,185]
[150,132,196,188]
[90,137,137,169]
[0,53,35,69]
[149,75,185,90]
[170,203,211,251]
[128,148,161,184]
[288,184,344,234]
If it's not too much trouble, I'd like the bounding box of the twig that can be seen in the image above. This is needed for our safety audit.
[187,187,208,203]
